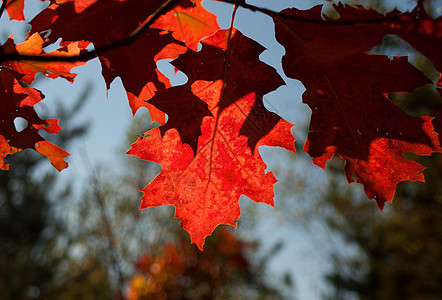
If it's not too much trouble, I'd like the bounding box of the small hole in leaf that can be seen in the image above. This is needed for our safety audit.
[13,117,28,132]
[40,29,52,39]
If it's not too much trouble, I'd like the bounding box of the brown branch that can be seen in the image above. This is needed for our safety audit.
[0,0,414,64]
[220,0,407,24]
[0,0,7,20]
[0,0,181,63]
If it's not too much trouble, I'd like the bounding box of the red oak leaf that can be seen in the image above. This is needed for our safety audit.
[5,0,25,21]
[128,80,294,249]
[1,33,86,84]
[0,69,69,171]
[126,26,294,248]
[172,29,286,148]
[274,5,442,208]
[152,0,220,51]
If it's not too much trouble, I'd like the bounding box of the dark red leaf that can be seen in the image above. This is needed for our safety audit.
[148,85,211,153]
[0,69,69,171]
[172,29,286,146]
[98,29,180,99]
[392,8,442,71]
[29,0,164,48]
[274,4,442,208]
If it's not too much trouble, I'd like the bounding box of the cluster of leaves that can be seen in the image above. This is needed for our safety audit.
[0,0,441,249]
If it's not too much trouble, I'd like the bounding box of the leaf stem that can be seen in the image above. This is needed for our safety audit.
[205,4,239,203]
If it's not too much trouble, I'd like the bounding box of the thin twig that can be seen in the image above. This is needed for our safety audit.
[220,0,406,24]
[0,0,7,20]
[0,0,413,64]
[0,0,181,63]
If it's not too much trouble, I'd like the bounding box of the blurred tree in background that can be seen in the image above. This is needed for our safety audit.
[127,226,288,300]
[324,153,442,300]
[0,87,97,298]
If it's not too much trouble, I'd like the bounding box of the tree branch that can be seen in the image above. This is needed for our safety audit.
[220,0,406,24]
[0,0,414,64]
[0,0,181,63]
[0,0,7,20]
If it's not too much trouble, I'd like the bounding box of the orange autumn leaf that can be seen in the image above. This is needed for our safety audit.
[128,80,294,249]
[152,0,220,51]
[1,33,86,84]
[35,140,70,171]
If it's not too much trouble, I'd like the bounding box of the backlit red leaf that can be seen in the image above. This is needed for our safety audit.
[2,0,441,247]
[172,29,286,147]
[128,26,294,249]
[128,82,294,249]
